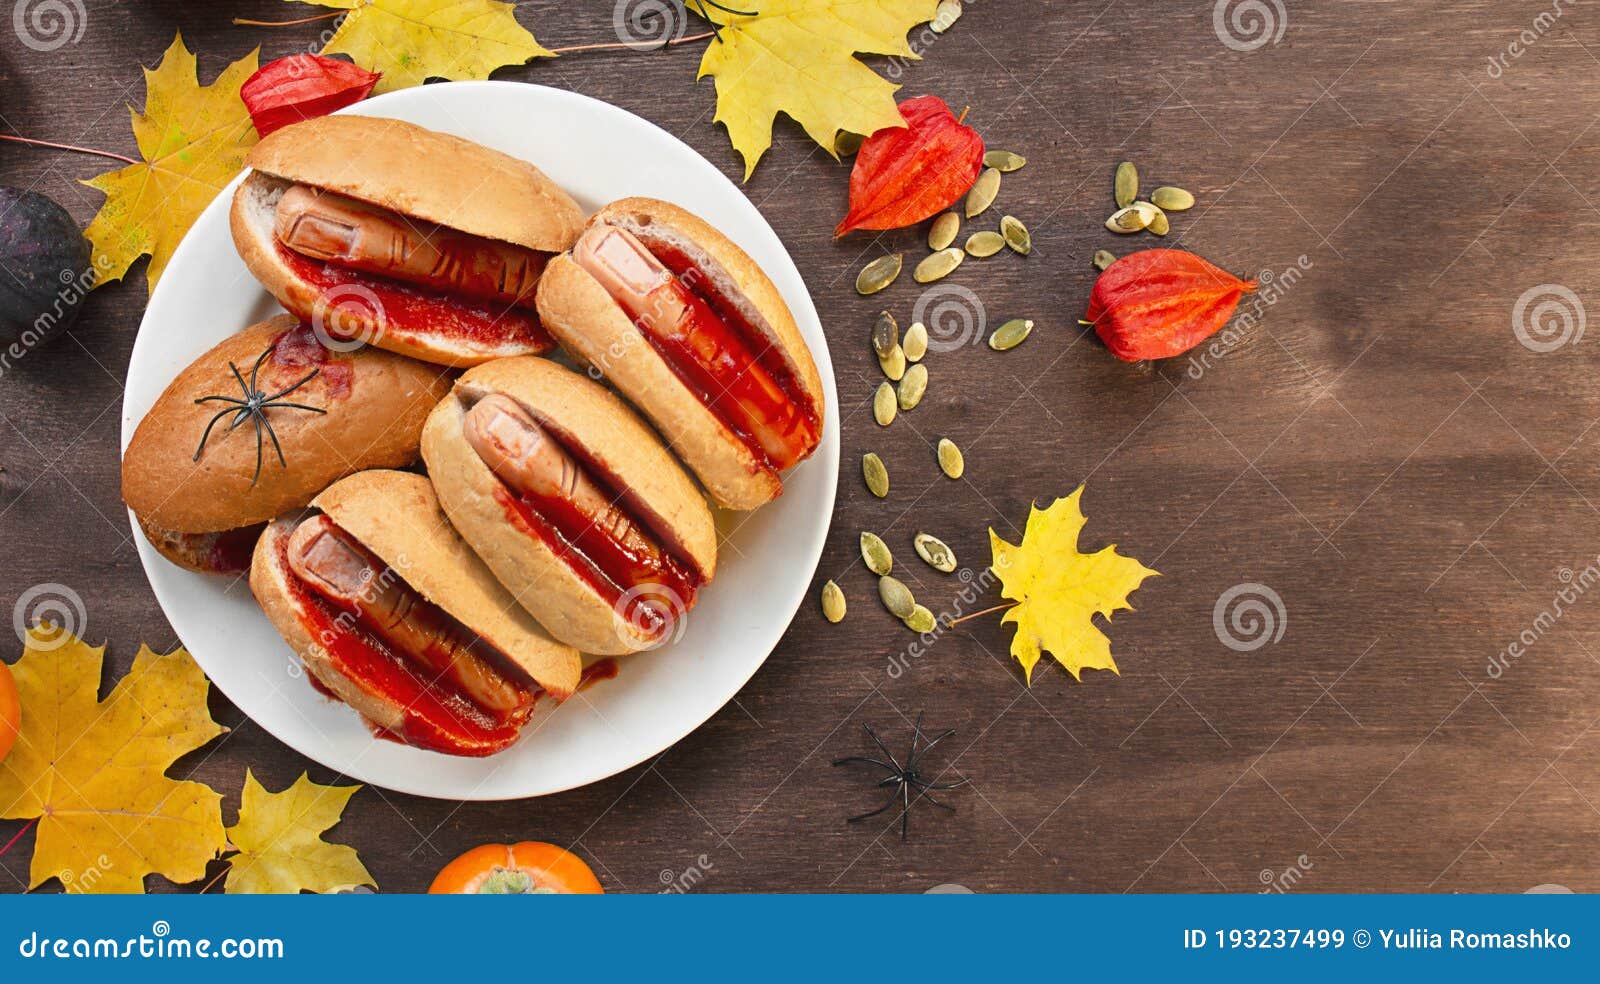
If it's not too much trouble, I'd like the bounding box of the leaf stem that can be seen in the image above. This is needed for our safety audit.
[0,816,38,859]
[945,602,1015,628]
[197,859,234,894]
[550,31,716,54]
[0,133,137,166]
[232,11,343,27]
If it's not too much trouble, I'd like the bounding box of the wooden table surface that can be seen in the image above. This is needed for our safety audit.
[4,0,1599,894]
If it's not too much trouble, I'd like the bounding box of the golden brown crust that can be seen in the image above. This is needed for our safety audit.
[311,470,579,697]
[230,174,552,367]
[536,197,824,510]
[421,357,715,655]
[245,116,585,252]
[121,315,452,533]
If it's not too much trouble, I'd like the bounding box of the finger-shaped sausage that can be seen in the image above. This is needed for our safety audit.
[573,225,813,469]
[287,515,528,715]
[275,184,547,307]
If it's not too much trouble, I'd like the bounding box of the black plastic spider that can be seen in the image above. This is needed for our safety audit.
[192,342,325,487]
[834,713,970,841]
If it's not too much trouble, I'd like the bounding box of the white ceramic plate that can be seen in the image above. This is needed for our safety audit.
[121,82,838,800]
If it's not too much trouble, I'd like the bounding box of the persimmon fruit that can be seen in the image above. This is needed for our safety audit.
[428,841,602,894]
[0,660,19,766]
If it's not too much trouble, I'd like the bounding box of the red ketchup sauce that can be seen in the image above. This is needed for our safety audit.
[490,438,702,642]
[266,322,353,398]
[206,523,266,575]
[579,657,620,692]
[275,536,538,756]
[277,245,554,353]
[627,238,820,471]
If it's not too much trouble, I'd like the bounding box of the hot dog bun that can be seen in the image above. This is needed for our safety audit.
[536,198,824,510]
[232,116,586,367]
[251,470,580,756]
[422,357,716,655]
[122,315,451,574]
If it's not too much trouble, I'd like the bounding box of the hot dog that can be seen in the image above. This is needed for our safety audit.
[422,358,717,655]
[123,315,451,575]
[535,198,826,510]
[251,470,580,757]
[274,185,548,307]
[231,115,586,368]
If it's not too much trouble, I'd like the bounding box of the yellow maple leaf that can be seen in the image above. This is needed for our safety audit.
[697,0,940,179]
[989,487,1159,684]
[82,33,259,294]
[224,771,374,894]
[304,0,553,94]
[0,626,226,892]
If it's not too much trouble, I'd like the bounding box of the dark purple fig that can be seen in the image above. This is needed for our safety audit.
[0,186,93,355]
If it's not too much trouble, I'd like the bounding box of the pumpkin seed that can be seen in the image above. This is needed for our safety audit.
[914,532,958,572]
[856,254,902,295]
[987,318,1033,351]
[879,344,906,381]
[878,575,916,619]
[984,150,1027,172]
[903,322,929,362]
[871,310,899,358]
[860,531,893,575]
[903,604,937,633]
[1106,206,1147,233]
[936,437,964,478]
[863,453,889,498]
[1000,215,1031,255]
[1114,161,1138,208]
[821,580,846,623]
[928,212,960,250]
[1151,186,1195,211]
[1093,249,1117,271]
[965,167,1001,218]
[914,247,964,283]
[1147,207,1170,236]
[897,363,928,410]
[835,131,865,157]
[873,381,897,426]
[965,231,1005,257]
[930,0,963,33]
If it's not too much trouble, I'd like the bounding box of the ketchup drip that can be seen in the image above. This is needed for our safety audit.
[635,238,820,469]
[275,537,537,756]
[277,245,554,353]
[267,322,353,398]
